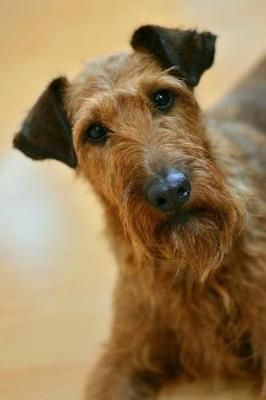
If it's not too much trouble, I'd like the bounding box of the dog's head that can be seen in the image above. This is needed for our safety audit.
[14,25,244,276]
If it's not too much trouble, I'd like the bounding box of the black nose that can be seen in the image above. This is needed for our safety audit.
[146,170,191,212]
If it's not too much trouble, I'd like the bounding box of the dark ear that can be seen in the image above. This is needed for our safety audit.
[131,25,216,87]
[13,77,77,168]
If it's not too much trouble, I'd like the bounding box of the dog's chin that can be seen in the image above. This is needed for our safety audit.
[124,192,243,274]
[146,205,234,274]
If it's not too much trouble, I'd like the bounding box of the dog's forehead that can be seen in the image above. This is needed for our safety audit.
[82,51,160,86]
[67,51,162,115]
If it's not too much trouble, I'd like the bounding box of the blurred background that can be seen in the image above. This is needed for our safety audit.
[0,1,265,399]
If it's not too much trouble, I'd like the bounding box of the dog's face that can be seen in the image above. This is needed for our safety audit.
[14,26,244,276]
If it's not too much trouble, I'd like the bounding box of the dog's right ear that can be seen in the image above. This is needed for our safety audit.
[131,25,216,87]
[13,77,77,168]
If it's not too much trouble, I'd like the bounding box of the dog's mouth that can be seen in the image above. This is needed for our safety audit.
[157,206,213,233]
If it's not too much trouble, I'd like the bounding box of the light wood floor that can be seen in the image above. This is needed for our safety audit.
[0,1,265,399]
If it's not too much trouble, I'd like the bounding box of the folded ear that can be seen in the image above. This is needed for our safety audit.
[13,77,77,168]
[131,25,217,87]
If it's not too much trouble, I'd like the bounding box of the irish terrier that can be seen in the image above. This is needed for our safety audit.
[13,25,266,399]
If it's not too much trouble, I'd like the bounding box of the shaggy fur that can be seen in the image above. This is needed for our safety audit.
[13,25,266,399]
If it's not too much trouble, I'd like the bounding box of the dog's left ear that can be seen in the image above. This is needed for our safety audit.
[131,25,216,87]
[13,77,77,168]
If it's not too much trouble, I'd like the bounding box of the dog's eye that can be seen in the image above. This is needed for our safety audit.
[152,90,173,112]
[84,124,108,144]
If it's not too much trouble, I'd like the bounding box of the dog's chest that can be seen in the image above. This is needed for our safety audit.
[157,278,253,377]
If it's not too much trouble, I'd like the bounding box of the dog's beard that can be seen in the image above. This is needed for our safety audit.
[121,171,245,280]
[158,209,236,280]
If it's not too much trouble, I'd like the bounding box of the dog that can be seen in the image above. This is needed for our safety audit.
[13,25,266,399]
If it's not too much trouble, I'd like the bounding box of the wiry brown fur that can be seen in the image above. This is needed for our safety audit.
[14,29,266,400]
[67,53,266,399]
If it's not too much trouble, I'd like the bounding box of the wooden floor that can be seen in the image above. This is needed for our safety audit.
[0,1,265,399]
